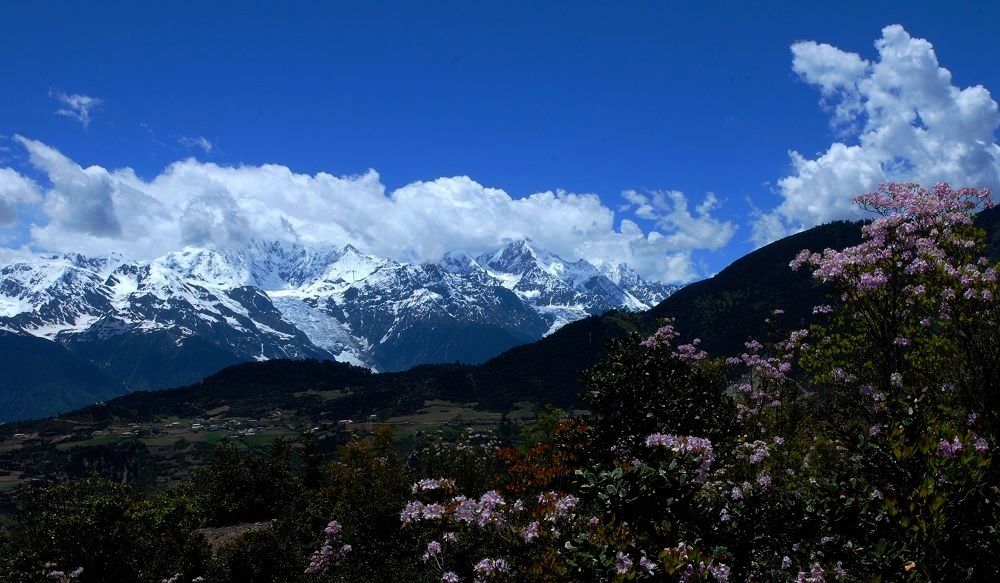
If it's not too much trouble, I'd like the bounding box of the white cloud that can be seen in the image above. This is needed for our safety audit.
[16,136,122,238]
[0,244,36,263]
[621,189,736,250]
[179,136,213,154]
[0,167,40,225]
[791,40,869,132]
[5,138,733,283]
[753,25,1000,246]
[49,90,102,128]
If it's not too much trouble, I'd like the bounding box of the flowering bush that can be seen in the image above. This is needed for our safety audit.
[383,183,999,582]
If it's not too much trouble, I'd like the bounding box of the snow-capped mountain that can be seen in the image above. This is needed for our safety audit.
[474,240,674,334]
[0,239,680,393]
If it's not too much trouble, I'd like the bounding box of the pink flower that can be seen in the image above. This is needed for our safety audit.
[641,322,678,347]
[425,540,441,557]
[401,501,425,524]
[646,433,715,479]
[473,558,510,576]
[305,520,352,574]
[521,521,540,542]
[939,437,963,458]
[639,556,658,574]
[615,552,633,575]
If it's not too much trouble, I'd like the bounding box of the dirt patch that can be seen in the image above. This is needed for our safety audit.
[195,520,276,554]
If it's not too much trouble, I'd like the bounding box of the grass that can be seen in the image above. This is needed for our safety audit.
[85,434,122,446]
[294,389,350,400]
[380,399,538,442]
[234,429,289,446]
[0,393,541,503]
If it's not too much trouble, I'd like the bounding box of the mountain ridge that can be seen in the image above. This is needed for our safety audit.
[0,240,677,421]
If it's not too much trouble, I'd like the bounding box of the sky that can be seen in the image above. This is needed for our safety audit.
[2,1,1000,282]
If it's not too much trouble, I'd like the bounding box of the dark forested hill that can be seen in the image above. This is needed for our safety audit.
[648,220,864,355]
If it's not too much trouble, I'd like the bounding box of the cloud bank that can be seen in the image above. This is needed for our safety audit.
[0,138,734,283]
[753,25,1000,246]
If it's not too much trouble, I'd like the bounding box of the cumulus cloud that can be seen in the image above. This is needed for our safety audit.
[16,136,122,238]
[620,189,736,250]
[179,136,213,154]
[0,167,40,225]
[49,90,102,128]
[4,139,732,283]
[790,40,869,133]
[753,25,1000,247]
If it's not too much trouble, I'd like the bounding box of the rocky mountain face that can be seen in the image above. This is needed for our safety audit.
[0,240,678,419]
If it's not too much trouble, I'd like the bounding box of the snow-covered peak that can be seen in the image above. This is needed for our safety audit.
[601,262,640,287]
[157,247,251,289]
[318,245,391,284]
[477,240,609,283]
[231,239,339,288]
[476,239,555,275]
[56,252,128,278]
[0,255,109,314]
[438,251,481,274]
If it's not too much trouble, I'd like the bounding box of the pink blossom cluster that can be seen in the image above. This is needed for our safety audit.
[615,552,633,574]
[939,434,989,457]
[425,540,443,558]
[641,320,709,364]
[793,561,846,582]
[412,477,457,494]
[939,437,963,457]
[640,322,679,347]
[660,543,731,582]
[727,340,792,381]
[645,433,715,480]
[726,336,800,419]
[402,480,593,579]
[453,491,506,527]
[401,500,443,523]
[739,439,771,464]
[638,556,658,575]
[402,490,509,529]
[45,566,83,582]
[791,183,994,310]
[304,520,352,574]
[472,557,510,581]
[676,339,708,363]
[536,491,579,522]
[519,520,540,542]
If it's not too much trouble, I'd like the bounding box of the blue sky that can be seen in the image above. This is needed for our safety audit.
[2,1,1000,281]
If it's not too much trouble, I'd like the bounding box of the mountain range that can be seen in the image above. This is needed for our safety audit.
[0,240,677,422]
